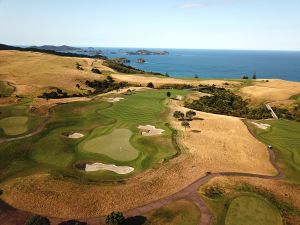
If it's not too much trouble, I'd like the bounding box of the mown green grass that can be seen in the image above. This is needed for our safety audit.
[225,195,282,225]
[0,81,14,97]
[247,120,300,183]
[144,199,200,225]
[0,99,44,137]
[0,89,191,182]
[290,93,300,103]
[0,116,29,135]
[81,128,138,161]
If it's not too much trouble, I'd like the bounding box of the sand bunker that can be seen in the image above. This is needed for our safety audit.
[138,125,165,136]
[251,122,271,130]
[68,132,84,139]
[85,162,134,174]
[106,97,124,103]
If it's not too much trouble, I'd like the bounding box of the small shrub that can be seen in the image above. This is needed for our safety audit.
[147,82,154,88]
[25,215,50,225]
[105,211,125,225]
[58,220,87,225]
[91,68,102,74]
[204,186,224,198]
[166,91,171,97]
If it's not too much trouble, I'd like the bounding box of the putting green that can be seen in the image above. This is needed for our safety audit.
[0,116,29,135]
[225,195,282,225]
[82,129,138,161]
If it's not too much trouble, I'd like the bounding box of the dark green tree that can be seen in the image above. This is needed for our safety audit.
[25,215,50,225]
[181,121,190,130]
[166,91,171,98]
[252,72,257,79]
[105,211,125,225]
[147,82,154,88]
[186,110,196,120]
[173,111,184,120]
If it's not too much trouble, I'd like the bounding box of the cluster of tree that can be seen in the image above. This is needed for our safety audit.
[158,83,193,90]
[274,106,300,121]
[38,88,84,100]
[242,72,257,79]
[185,88,272,119]
[25,215,87,225]
[0,44,108,60]
[91,67,102,74]
[76,62,83,70]
[103,59,167,76]
[85,76,128,94]
[173,110,197,130]
[147,82,154,88]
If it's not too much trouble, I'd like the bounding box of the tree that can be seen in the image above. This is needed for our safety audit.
[186,110,196,121]
[107,76,115,84]
[25,215,50,225]
[194,74,199,79]
[252,72,257,79]
[91,67,102,74]
[76,84,80,89]
[166,91,171,98]
[105,212,125,225]
[58,220,87,225]
[173,111,184,120]
[181,121,190,130]
[242,75,249,79]
[147,82,154,88]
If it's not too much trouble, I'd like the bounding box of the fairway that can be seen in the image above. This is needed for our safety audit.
[0,116,29,135]
[82,128,138,161]
[144,199,200,225]
[248,120,300,183]
[225,195,282,225]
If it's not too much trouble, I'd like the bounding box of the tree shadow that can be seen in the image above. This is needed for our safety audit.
[122,216,147,225]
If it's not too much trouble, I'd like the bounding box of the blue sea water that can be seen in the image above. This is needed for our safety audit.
[97,48,300,82]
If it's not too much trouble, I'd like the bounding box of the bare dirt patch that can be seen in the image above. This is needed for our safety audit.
[106,97,124,103]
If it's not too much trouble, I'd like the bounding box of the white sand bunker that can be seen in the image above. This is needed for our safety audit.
[107,97,124,103]
[175,95,183,100]
[68,133,84,139]
[251,122,271,130]
[138,125,165,136]
[85,162,134,174]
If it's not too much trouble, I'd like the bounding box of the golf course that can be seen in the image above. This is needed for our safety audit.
[0,50,300,225]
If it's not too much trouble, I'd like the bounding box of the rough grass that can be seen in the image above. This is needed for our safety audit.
[291,93,300,103]
[225,195,282,225]
[144,199,200,225]
[81,128,138,161]
[0,81,14,97]
[246,120,300,184]
[0,116,28,135]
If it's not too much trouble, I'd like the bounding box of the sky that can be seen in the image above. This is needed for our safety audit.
[0,0,300,50]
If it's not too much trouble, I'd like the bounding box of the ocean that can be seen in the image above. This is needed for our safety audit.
[96,48,300,82]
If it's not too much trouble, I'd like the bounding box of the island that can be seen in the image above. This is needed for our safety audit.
[112,57,131,64]
[136,58,146,63]
[126,49,169,55]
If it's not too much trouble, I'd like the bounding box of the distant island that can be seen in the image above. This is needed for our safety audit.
[29,45,81,52]
[136,58,146,63]
[112,57,130,64]
[126,50,169,55]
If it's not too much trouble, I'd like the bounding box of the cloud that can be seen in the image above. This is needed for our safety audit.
[177,3,208,9]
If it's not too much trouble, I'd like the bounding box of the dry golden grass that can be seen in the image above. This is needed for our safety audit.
[0,100,276,219]
[0,51,110,95]
[240,80,300,106]
[170,100,277,176]
[112,74,239,87]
